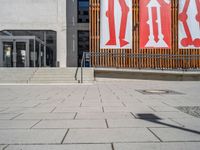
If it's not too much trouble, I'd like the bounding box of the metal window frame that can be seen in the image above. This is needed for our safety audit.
[0,36,46,67]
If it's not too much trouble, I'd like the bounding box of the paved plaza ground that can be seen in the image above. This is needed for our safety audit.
[0,80,200,149]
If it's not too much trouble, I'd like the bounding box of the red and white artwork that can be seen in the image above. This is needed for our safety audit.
[100,0,132,49]
[140,0,171,49]
[179,0,200,48]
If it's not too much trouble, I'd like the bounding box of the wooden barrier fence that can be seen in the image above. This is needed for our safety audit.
[89,0,200,70]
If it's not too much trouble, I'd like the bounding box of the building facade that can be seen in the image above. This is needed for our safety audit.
[0,0,89,68]
[0,0,200,70]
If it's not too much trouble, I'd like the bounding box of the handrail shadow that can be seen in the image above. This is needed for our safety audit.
[74,67,79,81]
[137,113,200,135]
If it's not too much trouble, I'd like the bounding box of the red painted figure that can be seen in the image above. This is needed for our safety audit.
[106,0,116,45]
[179,0,200,47]
[106,0,130,47]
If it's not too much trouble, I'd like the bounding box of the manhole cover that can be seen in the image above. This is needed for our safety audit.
[136,89,183,95]
[176,106,200,118]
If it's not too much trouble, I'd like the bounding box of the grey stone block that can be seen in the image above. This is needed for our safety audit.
[22,107,55,113]
[5,144,112,150]
[0,113,20,120]
[0,107,28,113]
[0,120,39,129]
[150,127,200,142]
[133,112,195,119]
[0,129,66,144]
[107,119,181,128]
[171,118,200,128]
[33,120,107,129]
[150,106,180,112]
[15,113,76,120]
[81,102,124,107]
[54,107,103,113]
[0,145,6,149]
[104,106,154,113]
[64,128,159,143]
[114,142,200,150]
[76,112,134,120]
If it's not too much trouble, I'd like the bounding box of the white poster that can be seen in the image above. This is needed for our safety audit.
[100,0,132,49]
[140,0,171,49]
[179,0,200,49]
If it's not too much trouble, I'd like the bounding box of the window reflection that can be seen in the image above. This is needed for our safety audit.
[78,0,89,23]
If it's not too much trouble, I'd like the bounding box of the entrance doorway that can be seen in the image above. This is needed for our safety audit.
[0,30,57,67]
[0,36,46,67]
[2,41,29,67]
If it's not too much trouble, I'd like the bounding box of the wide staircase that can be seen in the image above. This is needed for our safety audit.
[0,68,94,84]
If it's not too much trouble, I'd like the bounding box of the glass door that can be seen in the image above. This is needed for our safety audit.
[3,42,13,67]
[2,41,29,67]
[16,42,27,67]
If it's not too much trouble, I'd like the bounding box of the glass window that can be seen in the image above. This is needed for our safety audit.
[78,0,89,23]
[0,30,57,67]
[78,31,89,66]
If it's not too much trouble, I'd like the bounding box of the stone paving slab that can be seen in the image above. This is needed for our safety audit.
[171,118,200,127]
[64,128,159,143]
[33,120,107,129]
[40,102,81,107]
[162,99,200,107]
[1,103,40,108]
[103,106,154,113]
[0,108,28,114]
[0,129,66,144]
[114,142,200,150]
[0,113,20,120]
[0,145,6,150]
[150,106,180,112]
[0,81,200,147]
[76,112,134,120]
[0,108,7,112]
[150,127,200,142]
[133,111,195,119]
[54,107,103,113]
[81,102,124,107]
[14,112,76,120]
[107,119,182,128]
[136,101,168,107]
[0,120,40,129]
[5,144,112,150]
[22,107,55,113]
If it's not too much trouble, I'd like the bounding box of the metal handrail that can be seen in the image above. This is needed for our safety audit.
[80,52,86,83]
[80,52,200,72]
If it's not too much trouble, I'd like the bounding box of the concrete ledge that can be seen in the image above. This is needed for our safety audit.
[94,68,200,81]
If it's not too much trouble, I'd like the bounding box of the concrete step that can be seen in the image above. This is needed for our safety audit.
[0,68,94,84]
[29,80,79,84]
[0,80,28,83]
[30,78,75,81]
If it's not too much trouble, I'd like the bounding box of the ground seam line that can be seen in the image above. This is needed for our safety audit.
[147,127,163,142]
[30,120,42,129]
[61,129,69,144]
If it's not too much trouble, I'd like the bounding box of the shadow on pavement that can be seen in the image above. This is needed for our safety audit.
[137,113,200,135]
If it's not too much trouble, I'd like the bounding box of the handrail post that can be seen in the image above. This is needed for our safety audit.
[81,64,83,83]
[80,52,85,83]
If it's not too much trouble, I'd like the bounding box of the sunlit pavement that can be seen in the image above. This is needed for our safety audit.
[0,80,200,150]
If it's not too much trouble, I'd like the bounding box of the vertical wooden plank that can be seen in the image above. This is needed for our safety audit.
[89,0,200,69]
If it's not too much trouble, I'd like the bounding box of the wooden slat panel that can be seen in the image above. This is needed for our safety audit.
[89,0,200,69]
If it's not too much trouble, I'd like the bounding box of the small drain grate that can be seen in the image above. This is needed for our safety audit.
[176,106,200,118]
[136,89,183,95]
